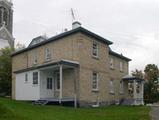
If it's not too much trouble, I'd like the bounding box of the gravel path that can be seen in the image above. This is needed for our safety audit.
[150,106,159,120]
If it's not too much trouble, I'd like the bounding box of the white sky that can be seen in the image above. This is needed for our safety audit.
[13,0,159,72]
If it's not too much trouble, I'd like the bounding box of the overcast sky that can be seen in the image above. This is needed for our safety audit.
[13,0,159,72]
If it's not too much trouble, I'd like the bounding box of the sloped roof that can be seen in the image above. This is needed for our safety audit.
[122,75,144,81]
[11,27,113,56]
[109,50,131,62]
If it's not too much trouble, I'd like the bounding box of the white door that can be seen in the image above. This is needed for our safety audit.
[46,77,54,98]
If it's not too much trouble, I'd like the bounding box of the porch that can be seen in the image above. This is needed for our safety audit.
[38,60,79,107]
[122,75,144,105]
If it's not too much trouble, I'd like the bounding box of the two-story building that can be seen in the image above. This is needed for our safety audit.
[11,22,144,107]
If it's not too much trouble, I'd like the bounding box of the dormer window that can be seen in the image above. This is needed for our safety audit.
[45,48,51,61]
[110,58,114,69]
[92,42,99,57]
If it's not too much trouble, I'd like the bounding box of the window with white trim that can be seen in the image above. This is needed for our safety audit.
[92,72,98,90]
[47,78,53,89]
[119,80,124,94]
[110,58,114,69]
[33,72,38,85]
[33,51,38,64]
[119,62,123,72]
[25,73,28,83]
[109,80,114,94]
[45,47,51,61]
[92,42,99,57]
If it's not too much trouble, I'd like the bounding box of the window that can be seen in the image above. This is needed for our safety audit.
[110,58,114,69]
[45,48,51,61]
[47,78,53,89]
[55,72,60,90]
[92,42,99,57]
[110,80,114,94]
[92,72,98,90]
[119,62,123,72]
[25,73,28,83]
[119,81,124,94]
[33,72,38,85]
[33,51,38,64]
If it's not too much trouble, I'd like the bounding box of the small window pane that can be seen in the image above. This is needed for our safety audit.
[92,72,98,90]
[92,42,98,57]
[110,58,114,69]
[33,51,38,64]
[110,80,114,93]
[33,72,38,85]
[47,78,53,89]
[120,62,123,72]
[45,48,51,61]
[120,81,124,94]
[25,73,28,83]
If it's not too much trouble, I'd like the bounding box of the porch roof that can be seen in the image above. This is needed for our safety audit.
[122,75,144,81]
[14,59,79,74]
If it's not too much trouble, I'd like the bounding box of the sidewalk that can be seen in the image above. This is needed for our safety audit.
[149,102,159,120]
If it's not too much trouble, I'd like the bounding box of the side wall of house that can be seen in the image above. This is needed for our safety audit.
[109,55,129,101]
[12,33,81,99]
[77,34,129,107]
[15,70,40,100]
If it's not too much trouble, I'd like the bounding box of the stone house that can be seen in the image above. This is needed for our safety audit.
[11,22,144,107]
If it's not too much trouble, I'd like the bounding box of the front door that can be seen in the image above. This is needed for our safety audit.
[46,77,54,98]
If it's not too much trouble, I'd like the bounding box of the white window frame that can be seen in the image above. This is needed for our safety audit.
[109,80,114,94]
[92,72,99,91]
[33,72,38,85]
[110,58,114,69]
[119,80,124,94]
[92,42,99,58]
[119,62,123,72]
[33,51,38,65]
[45,47,52,61]
[47,77,53,89]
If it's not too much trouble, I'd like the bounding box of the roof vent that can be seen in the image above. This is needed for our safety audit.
[72,21,81,29]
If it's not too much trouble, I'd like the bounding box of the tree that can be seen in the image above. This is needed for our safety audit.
[144,64,159,103]
[0,47,14,96]
[131,69,144,79]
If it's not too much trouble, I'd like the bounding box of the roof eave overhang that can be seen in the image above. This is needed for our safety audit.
[11,27,113,57]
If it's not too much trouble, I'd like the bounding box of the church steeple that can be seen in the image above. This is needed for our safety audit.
[0,0,14,49]
[0,0,13,34]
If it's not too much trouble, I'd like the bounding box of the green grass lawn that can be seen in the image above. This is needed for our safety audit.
[0,98,150,120]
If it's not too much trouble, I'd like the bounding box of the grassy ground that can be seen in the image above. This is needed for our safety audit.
[0,98,150,120]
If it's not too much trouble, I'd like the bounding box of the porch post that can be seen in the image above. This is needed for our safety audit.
[59,65,63,104]
[133,80,137,105]
[74,67,77,108]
